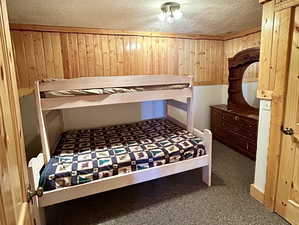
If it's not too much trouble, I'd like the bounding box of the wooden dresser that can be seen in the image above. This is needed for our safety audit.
[210,104,259,160]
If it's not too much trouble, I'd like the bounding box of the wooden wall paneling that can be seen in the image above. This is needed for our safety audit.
[151,37,159,74]
[171,38,177,75]
[206,40,212,82]
[32,32,46,83]
[200,40,207,83]
[135,36,141,74]
[60,33,70,78]
[183,39,189,76]
[143,37,153,75]
[204,41,213,82]
[136,36,144,74]
[223,39,231,83]
[189,40,196,78]
[123,36,130,75]
[67,33,77,78]
[216,40,224,83]
[157,37,163,74]
[51,33,64,78]
[42,32,56,79]
[157,37,163,75]
[177,38,184,76]
[77,33,88,76]
[108,35,117,75]
[135,36,141,75]
[245,35,254,81]
[128,36,136,75]
[116,36,124,75]
[173,38,179,75]
[212,41,219,83]
[142,36,149,74]
[23,31,38,87]
[211,40,217,83]
[9,25,261,94]
[165,38,170,75]
[94,35,104,75]
[101,35,110,76]
[86,34,96,76]
[11,31,28,90]
[70,33,80,78]
[197,40,206,83]
[165,38,171,74]
[193,40,199,83]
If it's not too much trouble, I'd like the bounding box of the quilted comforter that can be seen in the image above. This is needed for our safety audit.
[39,118,206,191]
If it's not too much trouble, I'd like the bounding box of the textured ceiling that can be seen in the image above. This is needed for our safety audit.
[7,0,262,35]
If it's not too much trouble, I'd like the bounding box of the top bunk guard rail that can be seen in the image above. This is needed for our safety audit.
[39,75,193,92]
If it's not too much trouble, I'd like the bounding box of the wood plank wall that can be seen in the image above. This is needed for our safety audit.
[223,32,261,83]
[11,30,224,95]
[10,25,261,96]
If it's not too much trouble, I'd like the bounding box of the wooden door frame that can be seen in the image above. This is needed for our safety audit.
[0,0,33,224]
[259,0,299,211]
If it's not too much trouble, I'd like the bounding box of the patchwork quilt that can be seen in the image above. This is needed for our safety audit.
[39,118,206,191]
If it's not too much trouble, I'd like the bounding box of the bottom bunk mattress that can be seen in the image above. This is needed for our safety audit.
[40,118,206,191]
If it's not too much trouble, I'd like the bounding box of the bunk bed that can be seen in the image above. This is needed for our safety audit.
[28,75,212,225]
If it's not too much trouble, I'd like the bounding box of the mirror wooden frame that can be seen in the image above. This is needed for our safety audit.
[227,47,260,112]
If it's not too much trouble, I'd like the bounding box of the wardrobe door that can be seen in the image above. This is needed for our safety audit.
[275,6,299,225]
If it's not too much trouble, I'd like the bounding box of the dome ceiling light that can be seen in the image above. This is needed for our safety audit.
[158,2,183,24]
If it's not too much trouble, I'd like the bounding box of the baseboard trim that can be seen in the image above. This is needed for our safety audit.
[250,184,265,204]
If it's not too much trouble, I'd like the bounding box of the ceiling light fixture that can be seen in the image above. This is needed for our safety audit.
[159,2,182,24]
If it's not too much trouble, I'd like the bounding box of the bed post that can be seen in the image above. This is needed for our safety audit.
[202,129,212,186]
[35,81,51,163]
[186,86,194,133]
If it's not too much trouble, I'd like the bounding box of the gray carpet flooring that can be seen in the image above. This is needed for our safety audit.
[46,141,289,225]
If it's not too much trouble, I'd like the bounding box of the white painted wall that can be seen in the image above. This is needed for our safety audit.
[63,101,166,131]
[20,94,41,160]
[167,85,228,129]
[63,103,142,130]
[254,100,271,192]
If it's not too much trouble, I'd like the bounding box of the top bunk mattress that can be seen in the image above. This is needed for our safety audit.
[41,83,190,98]
[39,118,206,191]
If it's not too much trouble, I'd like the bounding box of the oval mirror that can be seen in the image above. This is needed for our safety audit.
[242,62,260,109]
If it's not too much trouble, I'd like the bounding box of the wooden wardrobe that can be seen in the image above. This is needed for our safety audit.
[257,1,299,224]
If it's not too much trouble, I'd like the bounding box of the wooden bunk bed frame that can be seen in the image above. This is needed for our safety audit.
[28,75,212,225]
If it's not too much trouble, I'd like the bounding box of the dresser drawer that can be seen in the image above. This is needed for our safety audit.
[222,111,257,130]
[221,120,257,139]
[210,105,258,160]
[227,133,257,159]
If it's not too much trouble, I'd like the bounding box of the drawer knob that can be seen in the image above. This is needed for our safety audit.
[234,116,239,121]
